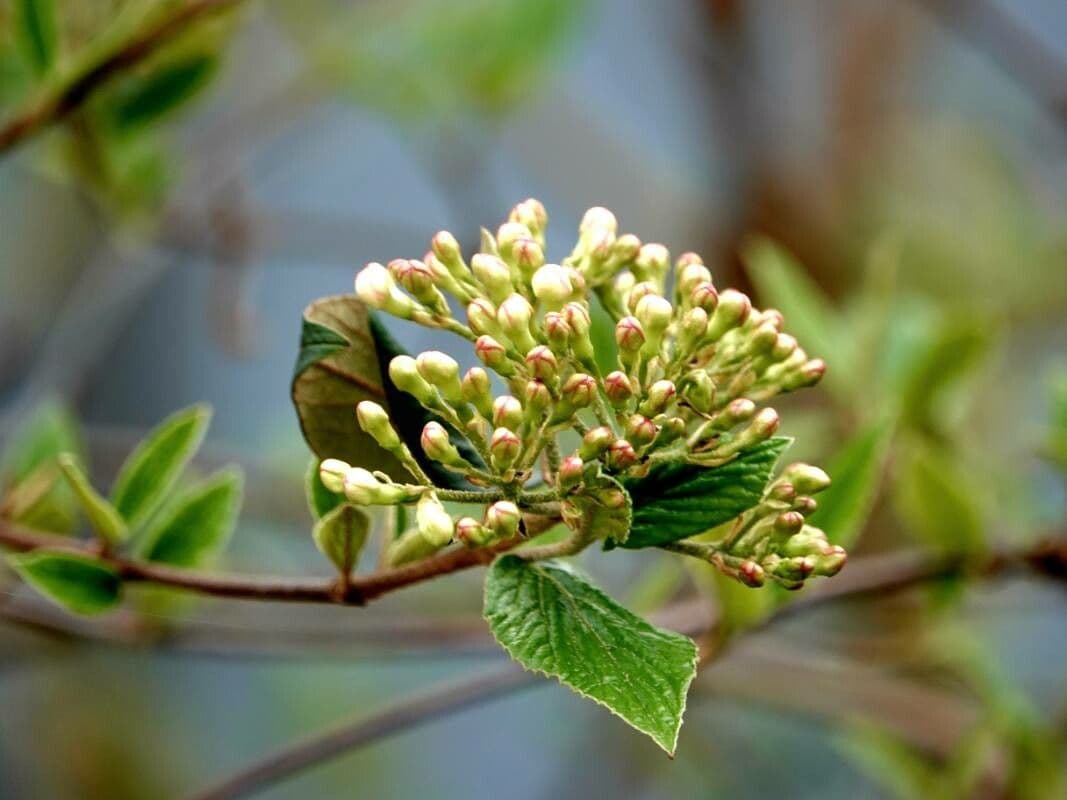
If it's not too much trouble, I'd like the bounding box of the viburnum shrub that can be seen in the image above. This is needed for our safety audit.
[312,199,843,750]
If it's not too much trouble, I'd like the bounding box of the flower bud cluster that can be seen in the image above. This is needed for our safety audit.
[711,463,845,589]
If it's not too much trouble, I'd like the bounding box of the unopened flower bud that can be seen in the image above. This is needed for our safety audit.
[416,493,454,547]
[319,459,350,493]
[768,481,797,504]
[389,355,436,404]
[771,333,797,362]
[677,263,713,297]
[342,467,382,505]
[513,238,545,276]
[625,415,658,447]
[579,426,614,459]
[474,336,514,375]
[580,206,617,235]
[615,316,646,353]
[558,455,584,490]
[690,282,719,314]
[681,371,715,414]
[604,371,634,406]
[531,264,573,310]
[416,350,463,404]
[525,345,559,383]
[612,234,642,265]
[640,380,677,416]
[431,230,466,275]
[720,398,757,428]
[634,243,669,284]
[490,427,522,470]
[781,359,826,391]
[782,527,829,558]
[738,560,766,588]
[748,322,779,356]
[485,500,522,539]
[560,373,596,409]
[456,516,490,547]
[627,281,659,313]
[779,463,831,495]
[678,307,708,350]
[524,380,552,419]
[657,416,687,445]
[492,395,524,430]
[467,299,502,337]
[675,251,704,270]
[497,294,537,352]
[562,302,596,367]
[750,407,780,439]
[794,496,818,516]
[814,544,847,576]
[705,289,751,341]
[461,368,494,417]
[356,401,401,451]
[606,439,637,471]
[421,421,465,467]
[356,262,415,318]
[543,312,572,352]
[388,258,435,298]
[472,253,513,303]
[636,295,673,350]
[496,222,532,262]
[773,510,806,536]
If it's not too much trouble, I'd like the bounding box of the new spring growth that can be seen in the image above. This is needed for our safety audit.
[334,200,838,586]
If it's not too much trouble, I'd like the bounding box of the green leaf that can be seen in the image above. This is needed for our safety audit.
[58,454,127,545]
[139,469,242,568]
[484,556,697,754]
[807,421,893,548]
[563,470,631,543]
[291,296,409,480]
[305,458,343,520]
[312,504,369,576]
[108,53,218,134]
[110,404,211,527]
[744,237,838,366]
[7,551,120,615]
[893,440,985,555]
[1045,368,1067,472]
[368,313,487,488]
[0,401,83,534]
[619,437,792,549]
[587,292,619,376]
[14,0,58,76]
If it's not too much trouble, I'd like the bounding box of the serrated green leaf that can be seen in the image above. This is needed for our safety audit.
[108,53,218,134]
[369,313,487,489]
[484,556,697,754]
[807,421,893,548]
[619,437,792,549]
[893,440,985,555]
[312,504,369,576]
[58,454,127,545]
[7,550,120,615]
[139,469,242,568]
[14,0,58,76]
[110,404,211,527]
[305,458,343,520]
[0,401,83,534]
[744,237,839,366]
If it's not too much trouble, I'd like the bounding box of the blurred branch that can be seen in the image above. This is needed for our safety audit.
[0,0,247,156]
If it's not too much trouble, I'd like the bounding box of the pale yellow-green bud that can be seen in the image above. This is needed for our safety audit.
[513,238,545,278]
[497,222,533,264]
[355,263,416,318]
[456,516,492,547]
[471,253,513,304]
[389,355,436,405]
[319,459,350,493]
[557,455,584,490]
[779,463,831,495]
[626,281,659,314]
[474,335,514,375]
[467,298,502,338]
[461,367,494,418]
[485,500,521,539]
[341,467,382,505]
[531,264,573,310]
[416,492,454,547]
[420,421,466,468]
[492,395,524,430]
[705,289,751,341]
[634,243,669,285]
[525,346,559,383]
[497,294,538,353]
[640,379,677,416]
[580,206,618,236]
[635,294,672,353]
[489,428,522,471]
[356,401,401,451]
[416,350,463,404]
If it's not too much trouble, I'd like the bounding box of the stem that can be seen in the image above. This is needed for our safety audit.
[433,488,506,504]
[515,523,594,561]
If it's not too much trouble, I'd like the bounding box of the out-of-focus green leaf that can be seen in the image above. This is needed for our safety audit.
[107,53,218,134]
[312,503,368,576]
[14,0,58,75]
[896,312,991,434]
[0,401,83,534]
[305,457,343,520]
[368,313,486,489]
[807,420,893,548]
[279,0,586,122]
[620,438,792,549]
[139,468,242,568]
[1046,368,1067,471]
[7,550,120,615]
[744,237,839,368]
[892,440,985,555]
[835,722,937,800]
[484,556,697,754]
[110,404,211,527]
[58,454,127,545]
[587,292,619,376]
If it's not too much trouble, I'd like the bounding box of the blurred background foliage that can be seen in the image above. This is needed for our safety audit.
[0,0,1066,798]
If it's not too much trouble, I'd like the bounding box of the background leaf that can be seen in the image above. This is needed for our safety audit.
[109,404,211,527]
[139,468,243,568]
[312,503,368,576]
[484,556,697,754]
[58,454,127,544]
[14,0,58,76]
[7,551,120,615]
[620,437,792,548]
[807,420,893,548]
[107,52,218,134]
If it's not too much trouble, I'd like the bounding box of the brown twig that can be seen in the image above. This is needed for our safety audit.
[0,0,246,156]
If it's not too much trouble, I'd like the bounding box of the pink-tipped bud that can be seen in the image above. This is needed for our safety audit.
[489,428,522,471]
[524,380,552,417]
[625,415,658,447]
[318,459,350,493]
[604,371,634,406]
[356,401,401,450]
[421,421,463,466]
[606,439,637,471]
[690,282,719,314]
[467,298,501,337]
[456,516,490,548]
[580,206,617,235]
[738,560,766,588]
[531,264,573,310]
[641,379,677,416]
[706,289,751,340]
[543,312,572,352]
[627,281,659,313]
[492,395,524,430]
[615,316,646,353]
[579,426,614,460]
[461,367,494,417]
[561,373,597,409]
[780,463,831,495]
[431,230,463,268]
[474,336,513,375]
[525,345,559,382]
[513,238,545,275]
[558,455,584,490]
[485,500,522,538]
